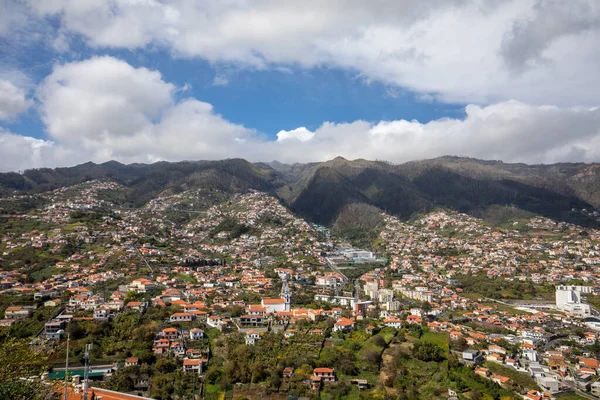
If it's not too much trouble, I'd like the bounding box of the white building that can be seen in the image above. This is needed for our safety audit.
[246,330,261,345]
[556,285,592,316]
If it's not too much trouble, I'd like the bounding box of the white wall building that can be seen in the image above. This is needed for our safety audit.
[556,285,592,316]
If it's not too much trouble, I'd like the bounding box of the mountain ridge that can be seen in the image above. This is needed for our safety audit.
[1,156,599,228]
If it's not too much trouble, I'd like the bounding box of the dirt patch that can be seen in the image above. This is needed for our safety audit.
[379,342,400,395]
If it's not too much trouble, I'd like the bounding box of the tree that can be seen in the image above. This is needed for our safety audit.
[155,358,177,374]
[0,338,53,400]
[105,368,135,392]
[205,365,222,384]
[360,348,382,365]
[412,341,445,362]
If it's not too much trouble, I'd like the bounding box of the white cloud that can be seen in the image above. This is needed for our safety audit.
[212,75,229,87]
[0,79,32,120]
[37,56,174,141]
[33,56,259,165]
[3,57,600,172]
[15,0,600,106]
[276,127,315,142]
[0,130,55,172]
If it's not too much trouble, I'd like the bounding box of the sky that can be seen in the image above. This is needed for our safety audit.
[0,0,600,172]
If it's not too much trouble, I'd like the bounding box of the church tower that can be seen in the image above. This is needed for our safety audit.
[280,273,291,312]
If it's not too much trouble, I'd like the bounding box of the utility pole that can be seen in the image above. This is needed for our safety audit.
[63,333,70,400]
[83,343,92,400]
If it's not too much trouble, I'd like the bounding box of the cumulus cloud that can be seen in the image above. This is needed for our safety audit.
[2,57,599,172]
[276,127,315,142]
[38,56,175,140]
[0,79,32,120]
[32,56,259,165]
[9,0,597,106]
[0,130,55,172]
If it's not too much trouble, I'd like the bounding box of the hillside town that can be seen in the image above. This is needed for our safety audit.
[2,180,600,400]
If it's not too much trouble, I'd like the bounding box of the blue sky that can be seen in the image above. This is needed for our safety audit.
[0,1,599,171]
[1,39,465,141]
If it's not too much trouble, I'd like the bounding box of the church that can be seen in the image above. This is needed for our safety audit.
[260,273,291,313]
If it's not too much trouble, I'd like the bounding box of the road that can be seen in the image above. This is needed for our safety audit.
[131,245,154,276]
[325,257,348,296]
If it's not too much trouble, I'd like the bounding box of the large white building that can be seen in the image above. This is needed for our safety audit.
[556,285,592,316]
[261,273,292,313]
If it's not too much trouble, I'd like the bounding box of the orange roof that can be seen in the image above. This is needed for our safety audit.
[262,298,285,304]
[183,359,205,366]
[314,367,334,373]
[335,317,355,327]
[579,357,599,368]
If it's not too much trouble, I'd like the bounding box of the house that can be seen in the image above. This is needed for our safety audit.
[124,357,139,367]
[313,368,335,384]
[350,379,369,390]
[488,344,507,355]
[491,374,510,386]
[126,301,146,312]
[189,328,204,340]
[524,390,543,400]
[522,348,539,362]
[4,306,32,320]
[44,299,62,307]
[283,367,294,378]
[246,330,262,345]
[206,315,221,328]
[486,353,504,363]
[406,315,422,325]
[161,327,180,340]
[240,314,266,326]
[170,312,195,323]
[183,358,207,374]
[94,306,109,320]
[130,278,155,293]
[170,341,185,356]
[578,357,599,370]
[384,316,403,329]
[153,338,171,355]
[591,381,600,397]
[44,320,65,340]
[538,377,560,393]
[462,349,484,364]
[506,358,519,368]
[333,317,355,332]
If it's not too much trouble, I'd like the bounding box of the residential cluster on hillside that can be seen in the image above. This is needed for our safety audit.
[2,181,600,399]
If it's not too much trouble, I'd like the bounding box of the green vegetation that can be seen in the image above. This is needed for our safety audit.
[456,273,554,300]
[331,203,384,248]
[476,204,536,230]
[211,216,256,239]
[419,331,449,355]
[0,338,53,400]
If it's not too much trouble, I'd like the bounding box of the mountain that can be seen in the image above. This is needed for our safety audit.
[1,156,599,227]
